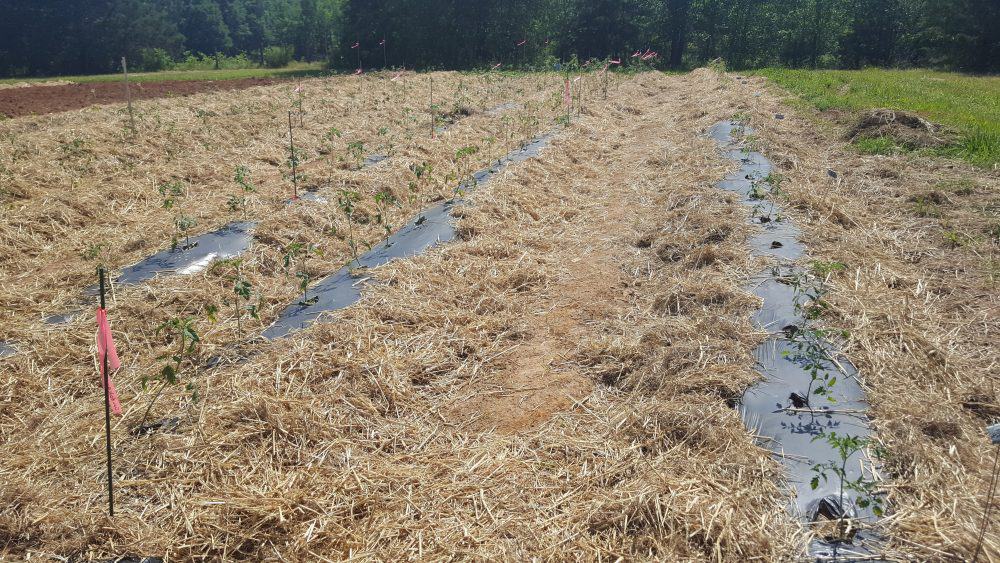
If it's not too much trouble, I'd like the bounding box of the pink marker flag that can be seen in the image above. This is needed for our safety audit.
[379,38,386,46]
[632,50,641,58]
[96,308,122,415]
[610,59,621,65]
[351,42,360,49]
[492,62,502,70]
[354,68,363,75]
[516,39,527,47]
[391,71,403,81]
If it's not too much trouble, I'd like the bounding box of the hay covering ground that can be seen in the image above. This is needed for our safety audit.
[0,68,996,560]
[729,72,1000,559]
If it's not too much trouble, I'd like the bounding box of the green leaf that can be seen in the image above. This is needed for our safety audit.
[161,364,177,384]
[810,476,819,490]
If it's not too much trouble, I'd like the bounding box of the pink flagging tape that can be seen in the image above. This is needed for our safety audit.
[96,308,123,415]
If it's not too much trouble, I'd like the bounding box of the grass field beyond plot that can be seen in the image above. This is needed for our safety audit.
[753,68,1000,168]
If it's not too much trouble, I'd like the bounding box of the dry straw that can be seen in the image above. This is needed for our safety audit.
[724,69,1000,559]
[0,67,994,560]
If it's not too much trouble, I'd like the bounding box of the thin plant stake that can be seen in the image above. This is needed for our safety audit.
[288,111,298,200]
[296,79,304,127]
[121,57,134,134]
[563,77,571,126]
[98,267,114,516]
[430,76,435,139]
[575,76,582,116]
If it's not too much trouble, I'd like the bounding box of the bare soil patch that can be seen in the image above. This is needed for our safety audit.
[0,78,288,118]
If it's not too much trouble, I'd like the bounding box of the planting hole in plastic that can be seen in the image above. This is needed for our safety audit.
[710,121,883,555]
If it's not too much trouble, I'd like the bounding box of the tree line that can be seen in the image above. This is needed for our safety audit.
[1,0,997,77]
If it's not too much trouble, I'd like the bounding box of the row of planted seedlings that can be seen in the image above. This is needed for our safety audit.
[2,66,627,376]
[0,76,622,520]
[5,72,549,328]
[37,71,577,440]
[252,72,568,337]
[708,118,888,557]
[149,94,567,424]
[1,73,446,335]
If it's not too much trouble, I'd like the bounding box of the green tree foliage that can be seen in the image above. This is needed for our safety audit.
[0,0,182,76]
[0,0,997,77]
[169,0,234,55]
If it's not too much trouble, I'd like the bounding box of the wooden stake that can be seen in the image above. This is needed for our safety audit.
[577,77,582,116]
[288,112,298,200]
[565,78,571,127]
[121,57,134,133]
[297,78,304,127]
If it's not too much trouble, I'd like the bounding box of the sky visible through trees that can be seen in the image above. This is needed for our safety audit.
[0,0,997,77]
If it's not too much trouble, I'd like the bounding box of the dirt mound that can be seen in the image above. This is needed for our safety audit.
[845,108,950,148]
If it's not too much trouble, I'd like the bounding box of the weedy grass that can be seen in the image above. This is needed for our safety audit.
[854,135,902,156]
[753,68,1000,168]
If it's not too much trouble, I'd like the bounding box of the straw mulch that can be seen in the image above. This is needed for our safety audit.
[0,70,807,560]
[7,66,994,561]
[0,71,557,343]
[725,72,1000,560]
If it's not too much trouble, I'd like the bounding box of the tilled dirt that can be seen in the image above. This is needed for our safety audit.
[0,77,288,118]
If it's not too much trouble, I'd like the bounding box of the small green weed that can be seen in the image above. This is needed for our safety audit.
[912,197,942,218]
[854,136,901,156]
